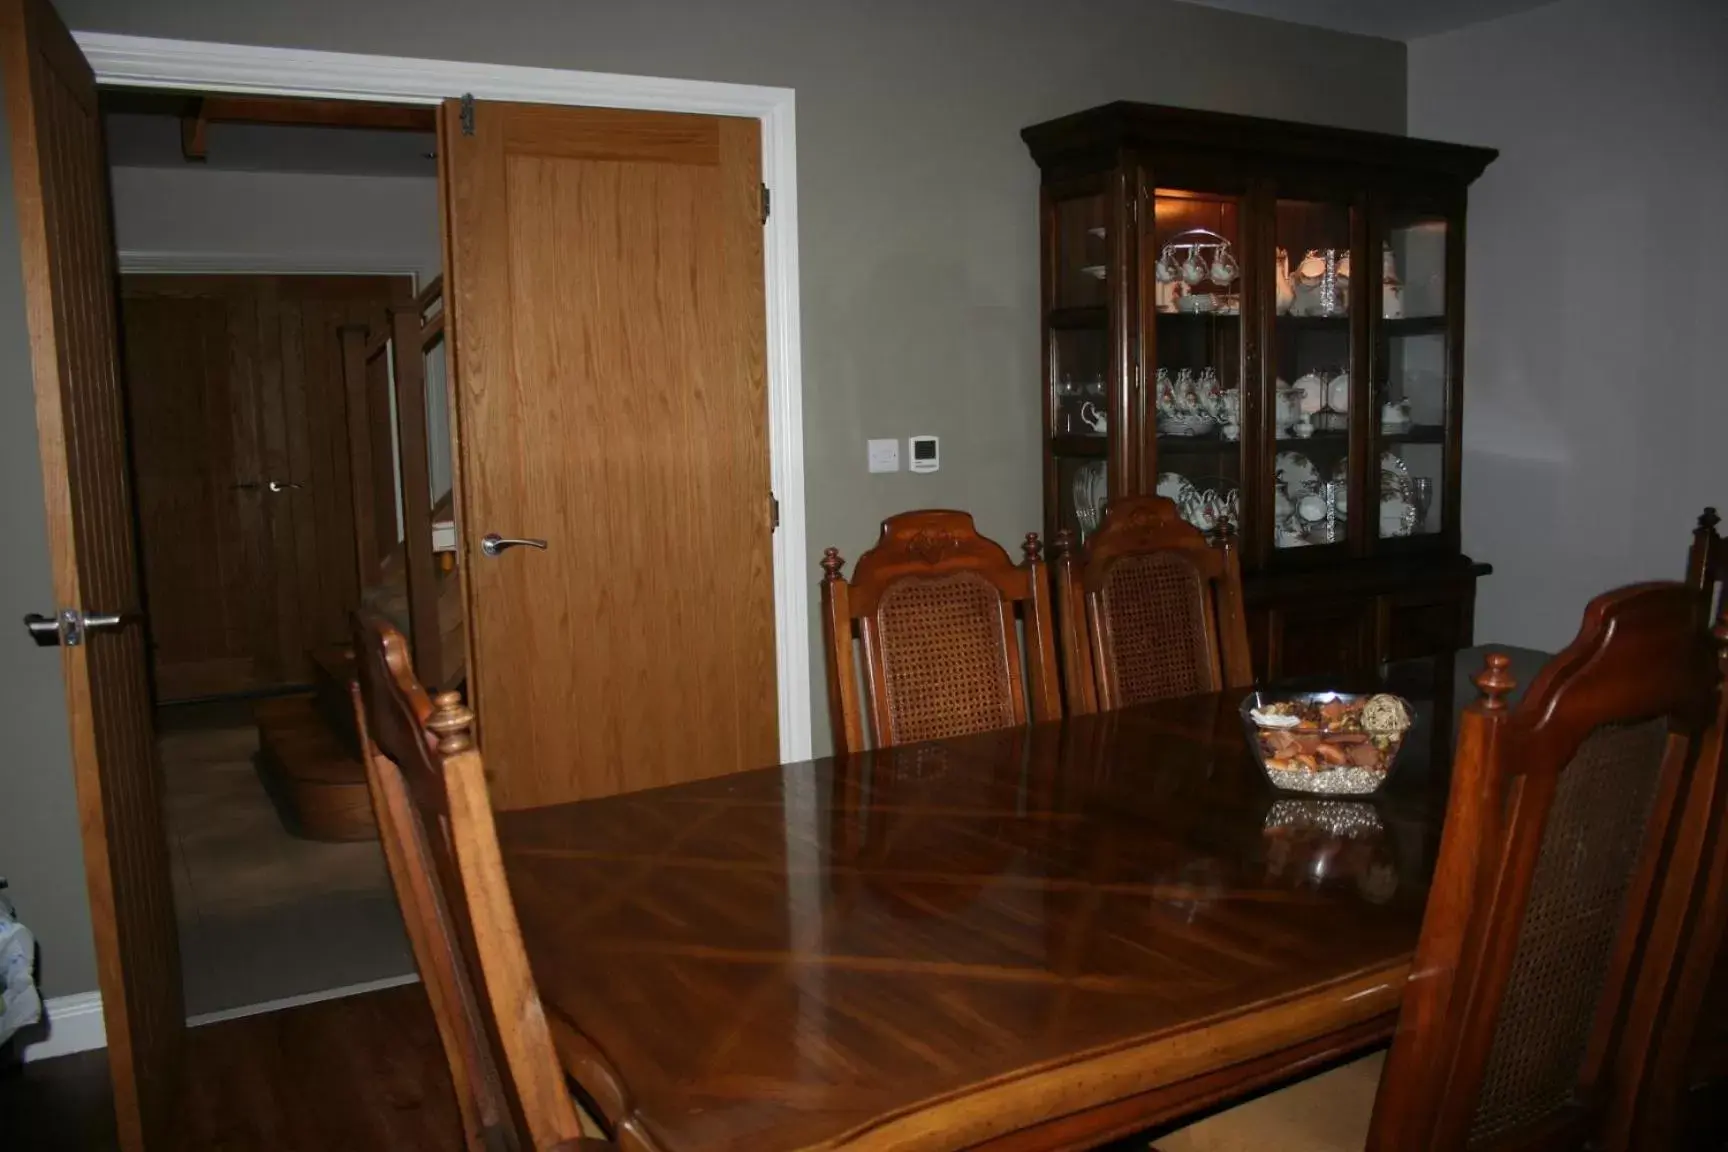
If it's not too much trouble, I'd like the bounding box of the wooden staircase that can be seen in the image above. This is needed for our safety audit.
[253,647,373,842]
[255,286,465,843]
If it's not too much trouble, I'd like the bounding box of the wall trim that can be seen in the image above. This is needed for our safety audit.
[18,990,104,1063]
[79,31,814,762]
[185,972,421,1029]
[116,249,427,279]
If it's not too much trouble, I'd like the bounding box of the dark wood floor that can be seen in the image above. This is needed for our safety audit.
[0,984,461,1151]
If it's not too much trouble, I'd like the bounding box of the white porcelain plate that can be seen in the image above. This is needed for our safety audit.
[1156,472,1198,510]
[1275,451,1320,497]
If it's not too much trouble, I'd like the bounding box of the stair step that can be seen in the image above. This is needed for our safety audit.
[306,645,361,756]
[254,695,375,842]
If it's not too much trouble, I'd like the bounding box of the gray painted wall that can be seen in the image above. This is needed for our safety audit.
[0,58,98,1000]
[1410,0,1728,652]
[6,0,1406,1002]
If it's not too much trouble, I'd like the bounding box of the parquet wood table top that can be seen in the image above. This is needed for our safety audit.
[499,648,1549,1152]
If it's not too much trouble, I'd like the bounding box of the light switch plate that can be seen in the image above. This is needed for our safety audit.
[867,438,900,473]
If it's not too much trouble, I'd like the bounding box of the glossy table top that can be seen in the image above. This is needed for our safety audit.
[498,647,1550,1152]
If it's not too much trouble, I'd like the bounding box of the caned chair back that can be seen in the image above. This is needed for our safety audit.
[1688,506,1726,622]
[820,510,1061,755]
[350,614,607,1152]
[1053,495,1251,714]
[1367,583,1728,1152]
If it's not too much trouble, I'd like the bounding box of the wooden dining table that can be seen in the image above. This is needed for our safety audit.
[497,646,1549,1152]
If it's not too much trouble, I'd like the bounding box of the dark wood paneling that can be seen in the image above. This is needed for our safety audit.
[120,274,410,697]
[120,291,263,699]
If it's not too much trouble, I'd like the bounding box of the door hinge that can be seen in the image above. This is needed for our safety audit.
[460,93,476,137]
[769,492,780,531]
[760,183,771,224]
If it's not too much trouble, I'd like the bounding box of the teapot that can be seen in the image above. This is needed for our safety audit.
[1154,368,1177,416]
[1274,247,1296,316]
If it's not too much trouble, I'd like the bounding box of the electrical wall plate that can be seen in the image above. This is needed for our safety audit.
[908,435,939,473]
[866,438,900,473]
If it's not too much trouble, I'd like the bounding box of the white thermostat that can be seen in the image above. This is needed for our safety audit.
[908,435,940,473]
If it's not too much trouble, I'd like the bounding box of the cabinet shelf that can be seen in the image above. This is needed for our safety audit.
[1155,311,1241,325]
[1155,434,1241,457]
[1381,424,1446,444]
[1276,315,1350,332]
[1384,316,1448,337]
[1048,306,1108,331]
[1050,433,1107,458]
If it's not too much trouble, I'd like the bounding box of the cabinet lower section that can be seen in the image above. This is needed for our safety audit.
[1246,556,1489,682]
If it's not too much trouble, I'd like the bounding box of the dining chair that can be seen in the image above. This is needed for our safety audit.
[820,509,1061,755]
[1155,582,1728,1152]
[1687,505,1725,623]
[1051,494,1251,715]
[349,614,613,1152]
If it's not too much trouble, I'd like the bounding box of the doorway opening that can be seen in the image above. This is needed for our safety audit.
[103,88,446,1017]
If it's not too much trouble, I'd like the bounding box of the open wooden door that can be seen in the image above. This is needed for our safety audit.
[441,100,779,809]
[1,1,182,1147]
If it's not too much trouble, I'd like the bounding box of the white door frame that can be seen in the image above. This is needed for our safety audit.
[79,32,813,762]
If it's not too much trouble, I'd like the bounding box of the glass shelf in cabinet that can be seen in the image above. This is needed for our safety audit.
[1276,314,1351,331]
[1050,433,1108,458]
[1383,316,1448,337]
[1155,433,1240,457]
[1049,306,1108,331]
[1378,424,1445,445]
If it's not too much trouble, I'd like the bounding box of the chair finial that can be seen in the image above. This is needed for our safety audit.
[426,690,476,754]
[1700,506,1721,534]
[1473,652,1516,709]
[1022,532,1043,563]
[1053,527,1075,558]
[820,547,845,581]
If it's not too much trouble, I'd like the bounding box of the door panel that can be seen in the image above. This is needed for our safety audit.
[443,100,778,809]
[120,274,410,697]
[1,0,180,1146]
[120,288,267,699]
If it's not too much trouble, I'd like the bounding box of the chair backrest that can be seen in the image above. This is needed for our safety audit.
[820,509,1061,755]
[349,614,602,1152]
[1052,495,1252,715]
[1367,583,1728,1152]
[1687,506,1726,622]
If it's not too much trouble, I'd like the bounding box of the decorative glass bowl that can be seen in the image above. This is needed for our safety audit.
[1239,690,1413,795]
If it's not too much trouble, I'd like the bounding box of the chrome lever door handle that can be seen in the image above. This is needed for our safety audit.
[24,613,60,646]
[480,533,548,558]
[267,480,303,493]
[24,609,133,647]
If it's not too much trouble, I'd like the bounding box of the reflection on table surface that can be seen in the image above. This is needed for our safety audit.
[494,644,1550,1152]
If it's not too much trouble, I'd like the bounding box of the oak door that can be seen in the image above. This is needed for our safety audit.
[120,274,411,698]
[442,101,778,809]
[0,0,180,1146]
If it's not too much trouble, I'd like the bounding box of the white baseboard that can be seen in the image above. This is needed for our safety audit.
[18,990,105,1063]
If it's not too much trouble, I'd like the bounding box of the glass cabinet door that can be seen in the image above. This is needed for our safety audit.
[1374,210,1451,541]
[1148,188,1245,541]
[1270,198,1356,555]
[1047,190,1110,542]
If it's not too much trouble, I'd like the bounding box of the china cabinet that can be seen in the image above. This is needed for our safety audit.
[1023,102,1496,680]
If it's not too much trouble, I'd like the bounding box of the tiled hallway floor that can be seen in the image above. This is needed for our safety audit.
[157,701,415,1018]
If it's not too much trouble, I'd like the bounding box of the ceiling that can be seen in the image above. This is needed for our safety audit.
[100,92,436,179]
[1171,0,1560,41]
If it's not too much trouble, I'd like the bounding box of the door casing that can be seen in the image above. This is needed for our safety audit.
[77,30,812,762]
